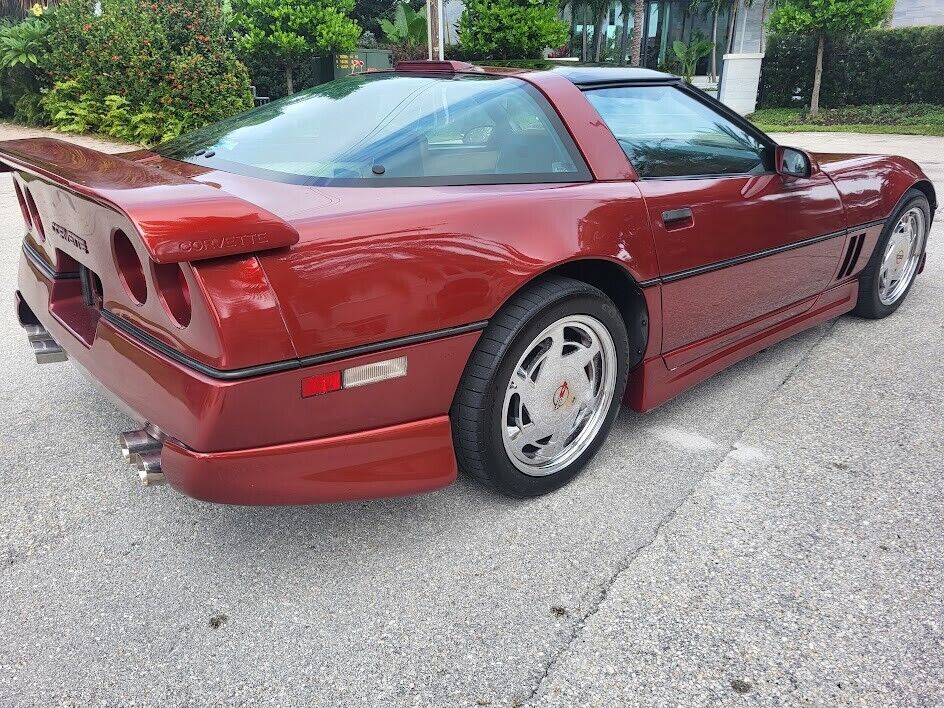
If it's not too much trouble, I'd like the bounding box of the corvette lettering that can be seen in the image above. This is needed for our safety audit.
[50,222,89,254]
[179,233,270,253]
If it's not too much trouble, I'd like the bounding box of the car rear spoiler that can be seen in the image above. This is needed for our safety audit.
[0,138,299,264]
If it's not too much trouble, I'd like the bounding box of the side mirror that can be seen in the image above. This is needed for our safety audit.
[776,146,812,179]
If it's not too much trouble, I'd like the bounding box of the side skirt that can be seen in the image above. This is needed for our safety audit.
[625,280,858,412]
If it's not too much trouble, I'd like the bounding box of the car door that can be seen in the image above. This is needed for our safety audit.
[585,84,847,364]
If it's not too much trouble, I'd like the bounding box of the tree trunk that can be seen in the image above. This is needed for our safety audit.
[619,6,630,65]
[760,0,767,52]
[285,65,294,95]
[710,9,718,82]
[630,0,644,65]
[727,0,739,53]
[581,5,589,61]
[810,34,824,116]
[594,10,606,62]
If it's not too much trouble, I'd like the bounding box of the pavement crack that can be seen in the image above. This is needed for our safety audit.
[521,320,841,705]
[520,480,701,706]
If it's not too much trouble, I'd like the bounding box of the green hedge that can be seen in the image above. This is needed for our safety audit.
[759,26,944,109]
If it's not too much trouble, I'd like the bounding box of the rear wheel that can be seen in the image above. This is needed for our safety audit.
[853,190,930,318]
[451,276,630,497]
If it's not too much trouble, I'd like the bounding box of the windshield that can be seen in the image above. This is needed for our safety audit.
[157,73,590,186]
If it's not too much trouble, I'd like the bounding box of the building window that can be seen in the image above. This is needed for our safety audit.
[642,0,731,79]
[566,1,636,64]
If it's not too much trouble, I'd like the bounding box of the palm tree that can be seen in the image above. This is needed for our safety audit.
[588,0,611,62]
[560,0,592,61]
[630,0,645,66]
[617,0,632,65]
[690,0,728,82]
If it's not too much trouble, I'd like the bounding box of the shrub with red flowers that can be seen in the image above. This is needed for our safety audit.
[41,0,252,144]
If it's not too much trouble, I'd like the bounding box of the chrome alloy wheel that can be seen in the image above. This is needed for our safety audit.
[879,206,926,306]
[501,314,617,477]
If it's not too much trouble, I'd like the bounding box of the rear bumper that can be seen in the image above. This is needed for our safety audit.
[161,416,456,505]
[17,251,477,505]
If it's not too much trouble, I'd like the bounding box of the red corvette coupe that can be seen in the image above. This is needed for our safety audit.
[4,62,934,504]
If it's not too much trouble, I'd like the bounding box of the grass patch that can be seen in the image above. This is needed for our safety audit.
[749,105,944,136]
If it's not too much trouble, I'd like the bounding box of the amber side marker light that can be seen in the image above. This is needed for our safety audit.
[301,356,408,398]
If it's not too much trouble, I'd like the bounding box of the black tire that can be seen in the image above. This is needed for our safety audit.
[853,189,930,319]
[451,276,630,498]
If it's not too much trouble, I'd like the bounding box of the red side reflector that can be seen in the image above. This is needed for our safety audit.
[302,370,342,397]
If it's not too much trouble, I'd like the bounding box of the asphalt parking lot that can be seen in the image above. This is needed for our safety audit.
[0,126,941,707]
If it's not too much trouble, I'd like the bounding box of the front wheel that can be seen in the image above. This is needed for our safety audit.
[853,189,930,318]
[451,276,630,498]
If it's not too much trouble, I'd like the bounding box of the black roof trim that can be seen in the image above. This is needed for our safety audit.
[552,66,678,86]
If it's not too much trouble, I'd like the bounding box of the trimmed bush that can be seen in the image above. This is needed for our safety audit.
[759,26,944,109]
[457,0,568,60]
[42,0,252,144]
[751,104,944,127]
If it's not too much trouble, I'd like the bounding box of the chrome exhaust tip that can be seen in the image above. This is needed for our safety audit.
[118,429,161,461]
[119,427,165,486]
[30,337,67,364]
[131,449,165,486]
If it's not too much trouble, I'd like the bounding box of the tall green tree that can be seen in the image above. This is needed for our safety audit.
[232,0,360,95]
[767,0,892,115]
[458,0,568,60]
[351,0,398,37]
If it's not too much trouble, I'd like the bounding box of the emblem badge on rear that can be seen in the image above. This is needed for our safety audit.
[51,222,89,254]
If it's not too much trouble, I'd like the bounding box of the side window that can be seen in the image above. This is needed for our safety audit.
[585,86,768,178]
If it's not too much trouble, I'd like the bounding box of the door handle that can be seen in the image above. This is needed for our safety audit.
[662,208,693,227]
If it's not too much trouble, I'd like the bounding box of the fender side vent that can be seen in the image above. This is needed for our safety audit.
[837,233,865,279]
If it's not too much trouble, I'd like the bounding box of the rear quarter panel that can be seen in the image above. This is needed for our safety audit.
[257,182,659,359]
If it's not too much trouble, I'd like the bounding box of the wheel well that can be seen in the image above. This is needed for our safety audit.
[914,180,937,217]
[540,259,649,368]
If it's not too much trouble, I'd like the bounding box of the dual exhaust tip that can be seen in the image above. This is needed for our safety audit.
[25,324,67,364]
[23,323,164,487]
[118,427,165,486]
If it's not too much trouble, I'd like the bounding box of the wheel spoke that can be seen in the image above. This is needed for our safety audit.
[537,436,564,460]
[547,325,566,360]
[566,403,591,436]
[511,367,540,409]
[565,340,601,372]
[509,421,551,450]
[882,247,898,272]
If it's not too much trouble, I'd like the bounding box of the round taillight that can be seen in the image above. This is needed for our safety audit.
[113,229,147,304]
[13,181,32,230]
[153,262,191,327]
[23,186,44,241]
